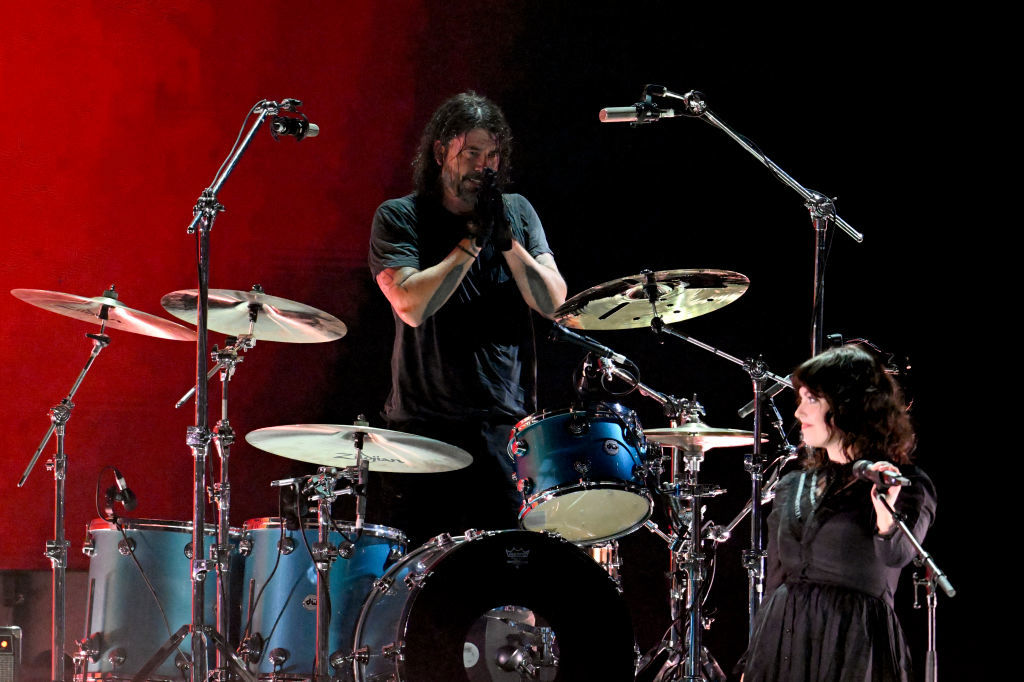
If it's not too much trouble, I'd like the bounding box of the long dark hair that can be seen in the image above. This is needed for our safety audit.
[412,91,512,199]
[793,345,915,469]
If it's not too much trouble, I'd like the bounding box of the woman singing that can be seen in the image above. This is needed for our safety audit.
[741,345,936,681]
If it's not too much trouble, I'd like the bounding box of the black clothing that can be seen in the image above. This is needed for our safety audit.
[368,193,552,425]
[742,463,936,682]
[367,192,553,543]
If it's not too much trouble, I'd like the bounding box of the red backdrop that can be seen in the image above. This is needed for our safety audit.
[2,1,531,570]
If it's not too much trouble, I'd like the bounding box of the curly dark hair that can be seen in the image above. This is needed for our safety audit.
[793,345,915,469]
[412,91,512,199]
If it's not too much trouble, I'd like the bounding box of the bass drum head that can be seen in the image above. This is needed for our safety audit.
[355,530,634,680]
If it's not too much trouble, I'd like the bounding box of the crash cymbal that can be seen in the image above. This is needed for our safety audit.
[161,287,346,343]
[555,269,749,330]
[644,422,766,451]
[245,424,473,473]
[11,287,196,341]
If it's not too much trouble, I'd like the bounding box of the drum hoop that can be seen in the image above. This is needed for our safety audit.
[519,483,653,543]
[241,516,407,543]
[512,402,638,433]
[87,517,220,534]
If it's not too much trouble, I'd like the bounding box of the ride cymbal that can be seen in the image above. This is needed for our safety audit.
[555,269,748,330]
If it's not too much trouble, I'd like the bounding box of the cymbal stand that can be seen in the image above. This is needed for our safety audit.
[592,357,715,681]
[17,299,112,682]
[298,442,368,682]
[643,294,792,634]
[175,302,261,678]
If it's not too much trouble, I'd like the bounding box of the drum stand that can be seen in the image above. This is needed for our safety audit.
[176,329,258,678]
[270,430,369,682]
[642,295,792,634]
[17,315,111,682]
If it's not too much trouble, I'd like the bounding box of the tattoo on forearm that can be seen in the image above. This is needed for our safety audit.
[423,266,464,319]
[525,267,555,313]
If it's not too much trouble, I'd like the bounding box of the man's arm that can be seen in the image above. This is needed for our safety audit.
[502,244,567,318]
[375,236,481,327]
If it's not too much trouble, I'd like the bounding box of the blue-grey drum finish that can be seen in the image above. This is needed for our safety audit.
[238,518,406,678]
[81,518,238,680]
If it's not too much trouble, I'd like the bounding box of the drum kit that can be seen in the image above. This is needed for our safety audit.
[11,261,803,682]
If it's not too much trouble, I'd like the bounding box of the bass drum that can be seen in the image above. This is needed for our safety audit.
[351,530,634,681]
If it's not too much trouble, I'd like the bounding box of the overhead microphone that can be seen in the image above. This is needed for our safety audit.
[549,323,628,364]
[598,101,676,124]
[271,114,320,140]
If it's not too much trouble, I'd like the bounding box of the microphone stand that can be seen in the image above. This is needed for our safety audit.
[650,86,864,356]
[135,98,306,682]
[877,495,955,682]
[17,311,111,682]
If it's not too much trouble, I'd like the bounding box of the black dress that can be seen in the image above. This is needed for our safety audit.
[741,462,936,682]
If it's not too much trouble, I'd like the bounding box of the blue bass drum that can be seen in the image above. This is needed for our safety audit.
[79,518,236,681]
[237,518,406,679]
[508,403,652,544]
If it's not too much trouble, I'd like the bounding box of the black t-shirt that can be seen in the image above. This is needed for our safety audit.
[368,193,553,426]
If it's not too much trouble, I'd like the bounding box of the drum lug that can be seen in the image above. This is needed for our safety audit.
[373,575,395,593]
[429,532,454,547]
[351,645,370,665]
[268,647,290,670]
[107,647,126,667]
[403,570,428,589]
[516,477,534,496]
[464,528,485,542]
[509,439,528,457]
[382,642,404,661]
[238,534,253,556]
[117,538,136,556]
[277,536,296,555]
[82,536,96,557]
[75,633,100,663]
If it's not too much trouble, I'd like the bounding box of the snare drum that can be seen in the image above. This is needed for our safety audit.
[509,403,652,543]
[350,530,634,681]
[237,518,406,679]
[79,518,235,681]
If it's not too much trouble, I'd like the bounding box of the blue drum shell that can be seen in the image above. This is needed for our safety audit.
[238,518,406,677]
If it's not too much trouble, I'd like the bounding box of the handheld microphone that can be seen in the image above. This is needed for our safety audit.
[271,114,319,140]
[852,460,911,489]
[549,323,628,364]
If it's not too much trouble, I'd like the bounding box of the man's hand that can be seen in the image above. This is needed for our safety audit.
[475,168,513,251]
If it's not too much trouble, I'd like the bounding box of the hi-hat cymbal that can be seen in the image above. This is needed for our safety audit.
[161,287,347,343]
[245,424,473,473]
[11,287,197,341]
[555,269,749,330]
[645,422,766,451]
